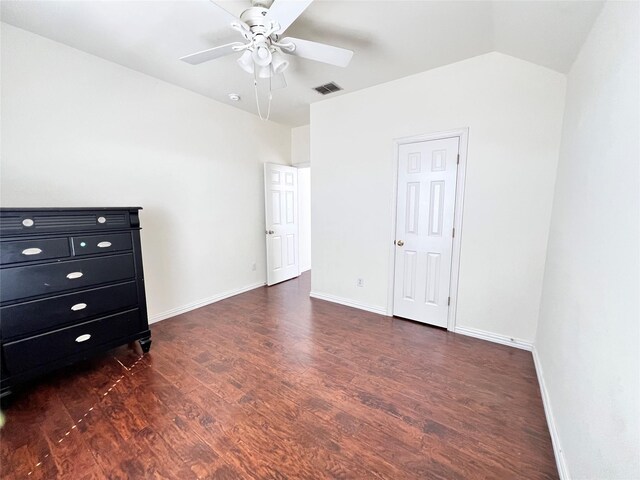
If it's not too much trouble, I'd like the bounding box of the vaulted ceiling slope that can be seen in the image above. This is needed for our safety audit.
[1,1,603,126]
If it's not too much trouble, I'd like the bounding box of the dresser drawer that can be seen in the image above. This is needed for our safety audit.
[72,233,132,256]
[0,237,70,265]
[2,309,140,375]
[0,254,135,303]
[0,282,138,340]
[0,211,132,235]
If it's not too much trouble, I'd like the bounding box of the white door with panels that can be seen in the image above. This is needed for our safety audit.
[264,163,299,286]
[393,137,459,327]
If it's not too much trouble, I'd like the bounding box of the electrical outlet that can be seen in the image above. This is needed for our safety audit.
[357,278,364,287]
[252,262,257,271]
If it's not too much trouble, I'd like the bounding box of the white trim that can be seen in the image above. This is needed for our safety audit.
[532,345,569,480]
[448,130,468,332]
[454,325,533,351]
[387,127,469,332]
[148,282,265,324]
[312,290,536,354]
[310,291,389,316]
[385,138,401,316]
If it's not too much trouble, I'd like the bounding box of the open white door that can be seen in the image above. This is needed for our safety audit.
[264,163,299,286]
[393,137,459,327]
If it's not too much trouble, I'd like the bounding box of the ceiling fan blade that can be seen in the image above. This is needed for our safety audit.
[268,0,313,34]
[280,37,353,67]
[180,42,244,65]
[208,1,252,40]
[271,72,287,90]
[208,0,242,26]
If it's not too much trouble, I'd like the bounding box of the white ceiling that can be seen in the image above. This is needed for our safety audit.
[1,0,603,126]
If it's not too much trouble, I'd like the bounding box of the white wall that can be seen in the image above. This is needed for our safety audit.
[291,125,310,166]
[311,52,566,344]
[535,2,640,479]
[1,24,291,322]
[297,167,311,273]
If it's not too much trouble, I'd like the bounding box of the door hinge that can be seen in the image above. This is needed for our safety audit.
[452,227,455,238]
[448,297,451,306]
[457,154,460,165]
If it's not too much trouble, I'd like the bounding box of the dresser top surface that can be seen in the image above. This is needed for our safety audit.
[0,207,142,212]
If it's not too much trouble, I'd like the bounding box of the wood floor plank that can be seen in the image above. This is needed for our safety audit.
[1,272,557,479]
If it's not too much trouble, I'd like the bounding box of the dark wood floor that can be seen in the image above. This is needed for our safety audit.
[1,272,557,479]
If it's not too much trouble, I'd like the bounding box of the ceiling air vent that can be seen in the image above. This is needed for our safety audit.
[313,82,343,95]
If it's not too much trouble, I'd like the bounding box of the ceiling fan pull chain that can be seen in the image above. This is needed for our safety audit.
[266,74,273,119]
[253,72,273,122]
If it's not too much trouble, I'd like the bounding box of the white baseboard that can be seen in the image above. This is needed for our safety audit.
[307,295,534,354]
[309,291,388,316]
[532,346,569,479]
[454,325,533,351]
[148,282,265,324]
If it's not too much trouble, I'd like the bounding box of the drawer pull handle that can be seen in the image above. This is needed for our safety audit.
[71,303,87,311]
[66,272,83,280]
[21,247,43,256]
[97,241,112,248]
[75,334,91,343]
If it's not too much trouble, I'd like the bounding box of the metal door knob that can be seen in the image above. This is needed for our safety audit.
[397,240,405,247]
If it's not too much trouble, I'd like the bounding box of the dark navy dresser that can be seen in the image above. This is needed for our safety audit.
[0,207,151,398]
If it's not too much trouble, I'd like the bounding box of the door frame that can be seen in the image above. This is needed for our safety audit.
[386,128,469,332]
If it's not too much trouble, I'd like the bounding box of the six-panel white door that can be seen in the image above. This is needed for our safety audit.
[393,137,459,327]
[264,163,300,286]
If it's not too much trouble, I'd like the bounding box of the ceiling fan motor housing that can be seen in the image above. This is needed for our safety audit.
[240,7,273,30]
[251,0,275,8]
[239,6,288,66]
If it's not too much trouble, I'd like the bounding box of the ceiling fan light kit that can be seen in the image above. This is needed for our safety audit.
[271,51,289,74]
[237,49,255,74]
[258,65,273,79]
[180,0,354,121]
[252,39,273,67]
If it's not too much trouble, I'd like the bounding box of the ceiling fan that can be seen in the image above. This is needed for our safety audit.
[180,0,354,118]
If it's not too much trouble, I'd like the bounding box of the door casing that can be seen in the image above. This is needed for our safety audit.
[386,128,469,332]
